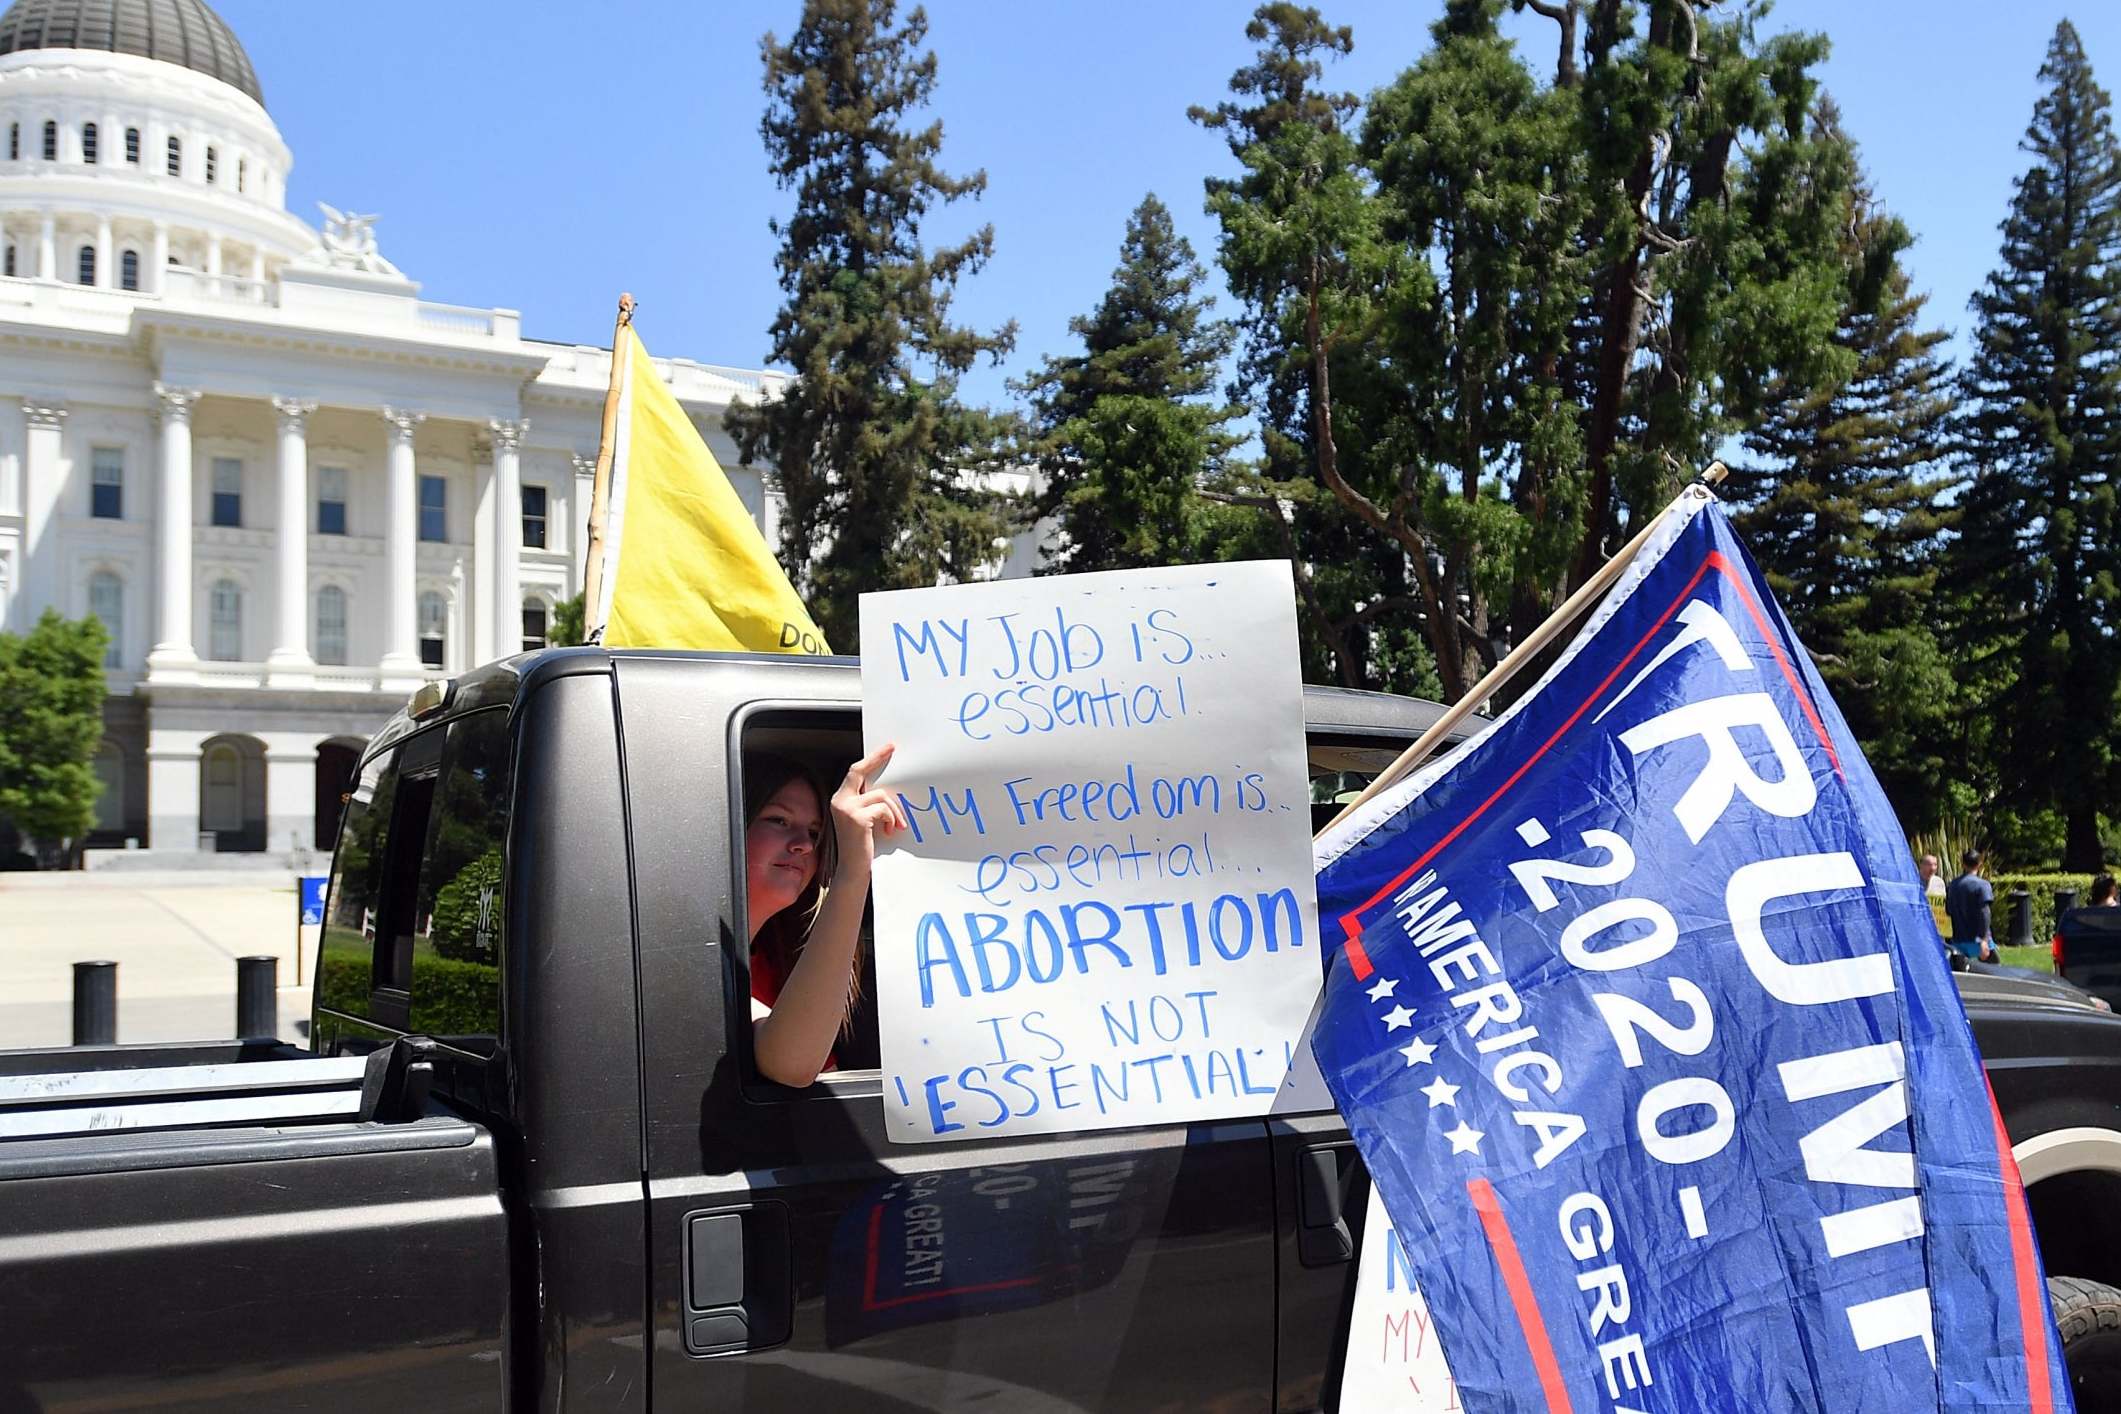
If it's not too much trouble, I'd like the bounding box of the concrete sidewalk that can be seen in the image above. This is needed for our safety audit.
[0,869,319,1049]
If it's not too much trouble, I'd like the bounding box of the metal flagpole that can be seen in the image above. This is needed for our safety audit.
[580,292,636,644]
[1317,461,1728,838]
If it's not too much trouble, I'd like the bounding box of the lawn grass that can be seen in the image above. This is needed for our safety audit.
[1994,944,2055,974]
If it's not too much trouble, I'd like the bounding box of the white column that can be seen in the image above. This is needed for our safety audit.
[379,406,424,683]
[267,397,317,681]
[94,215,111,289]
[489,418,527,662]
[20,401,66,622]
[150,221,168,293]
[205,237,222,280]
[263,741,315,858]
[470,440,495,666]
[146,383,200,680]
[36,211,53,279]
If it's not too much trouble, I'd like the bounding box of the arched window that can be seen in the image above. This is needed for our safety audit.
[418,591,447,670]
[522,598,549,653]
[120,249,138,291]
[93,742,124,832]
[166,134,181,176]
[202,743,241,832]
[124,126,139,164]
[208,579,242,661]
[315,585,348,666]
[8,122,17,160]
[88,570,122,668]
[40,120,55,160]
[76,244,94,286]
[204,145,217,183]
[81,122,96,163]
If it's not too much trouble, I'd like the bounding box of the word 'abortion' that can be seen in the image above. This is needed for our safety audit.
[888,605,1200,741]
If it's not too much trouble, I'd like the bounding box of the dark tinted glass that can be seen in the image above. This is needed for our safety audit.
[316,748,398,1020]
[520,485,546,548]
[211,491,240,527]
[419,475,446,541]
[408,710,512,1048]
[318,499,346,535]
[91,482,120,519]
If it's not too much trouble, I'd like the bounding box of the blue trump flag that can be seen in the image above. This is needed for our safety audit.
[1312,491,2068,1412]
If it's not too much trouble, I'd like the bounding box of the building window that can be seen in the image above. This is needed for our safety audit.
[119,249,138,291]
[124,126,139,164]
[4,246,13,278]
[81,122,96,163]
[94,743,124,831]
[237,157,245,193]
[202,743,241,831]
[209,579,242,661]
[522,600,548,653]
[8,122,16,160]
[317,465,348,535]
[90,446,122,519]
[41,120,55,160]
[210,457,242,527]
[166,134,180,176]
[418,591,447,669]
[315,585,348,666]
[418,474,446,542]
[205,146,216,183]
[76,244,93,285]
[89,571,122,668]
[521,484,547,549]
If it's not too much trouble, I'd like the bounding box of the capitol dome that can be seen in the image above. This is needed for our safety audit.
[0,0,259,106]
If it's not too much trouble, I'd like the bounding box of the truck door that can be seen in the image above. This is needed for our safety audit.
[615,656,1280,1412]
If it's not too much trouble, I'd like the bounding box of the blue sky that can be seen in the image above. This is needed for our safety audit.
[218,1,2121,411]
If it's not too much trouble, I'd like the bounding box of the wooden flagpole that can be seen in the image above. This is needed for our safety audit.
[1316,462,1727,839]
[581,292,636,644]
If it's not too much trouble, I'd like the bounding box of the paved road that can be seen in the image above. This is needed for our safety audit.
[0,869,318,1049]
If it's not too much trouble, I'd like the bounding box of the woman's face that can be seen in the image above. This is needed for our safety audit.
[747,777,823,924]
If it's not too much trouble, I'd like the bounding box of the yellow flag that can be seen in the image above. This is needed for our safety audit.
[595,326,829,653]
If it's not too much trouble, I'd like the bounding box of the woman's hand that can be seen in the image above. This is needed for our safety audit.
[832,743,909,870]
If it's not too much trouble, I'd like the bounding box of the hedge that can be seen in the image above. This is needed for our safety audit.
[315,939,500,1039]
[1978,873,2097,946]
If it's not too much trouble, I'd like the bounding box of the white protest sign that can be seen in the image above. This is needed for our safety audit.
[858,561,1319,1142]
[1339,1189,1461,1410]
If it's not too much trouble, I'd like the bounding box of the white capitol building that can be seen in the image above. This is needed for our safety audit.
[0,0,1037,860]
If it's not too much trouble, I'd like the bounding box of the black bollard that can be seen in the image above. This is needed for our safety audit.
[2010,888,2035,948]
[2057,888,2080,921]
[72,960,117,1045]
[236,955,279,1041]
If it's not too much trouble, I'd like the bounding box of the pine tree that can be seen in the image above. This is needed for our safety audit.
[727,0,1017,652]
[1952,20,2121,871]
[1013,195,1237,573]
[1731,108,1958,829]
[0,609,108,862]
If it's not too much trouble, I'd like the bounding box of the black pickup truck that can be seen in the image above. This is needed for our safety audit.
[5,648,2121,1413]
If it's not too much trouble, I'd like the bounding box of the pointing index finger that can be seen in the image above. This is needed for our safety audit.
[848,741,897,793]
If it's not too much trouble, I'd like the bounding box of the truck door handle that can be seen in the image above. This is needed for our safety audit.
[1297,1145,1358,1268]
[683,1203,790,1354]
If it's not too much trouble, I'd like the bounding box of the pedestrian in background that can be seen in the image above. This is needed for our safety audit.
[1919,852,1946,900]
[1945,849,1998,964]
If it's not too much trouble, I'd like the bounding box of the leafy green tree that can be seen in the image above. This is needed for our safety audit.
[1729,108,1958,831]
[549,592,584,648]
[0,609,108,861]
[1013,194,1237,573]
[727,0,1017,652]
[1951,20,2121,871]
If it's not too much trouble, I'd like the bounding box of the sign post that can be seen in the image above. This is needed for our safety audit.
[859,561,1320,1143]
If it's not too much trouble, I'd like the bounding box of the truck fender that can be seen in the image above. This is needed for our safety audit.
[2016,1126,2121,1184]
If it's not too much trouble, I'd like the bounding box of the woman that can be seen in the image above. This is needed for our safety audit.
[745,743,907,1087]
[2090,874,2119,908]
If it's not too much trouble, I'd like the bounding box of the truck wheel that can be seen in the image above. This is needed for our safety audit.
[2053,1275,2121,1410]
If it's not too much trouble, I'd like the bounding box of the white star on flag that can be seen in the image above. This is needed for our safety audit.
[1443,1121,1485,1156]
[1381,1005,1415,1032]
[1399,1036,1436,1067]
[1366,976,1399,1002]
[1421,1075,1460,1108]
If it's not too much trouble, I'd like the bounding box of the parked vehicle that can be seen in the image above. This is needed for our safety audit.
[5,648,2121,1412]
[2056,905,2121,1012]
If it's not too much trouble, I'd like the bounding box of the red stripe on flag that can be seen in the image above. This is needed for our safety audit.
[1988,1088,2055,1414]
[1467,1177,1576,1414]
[1334,552,1843,976]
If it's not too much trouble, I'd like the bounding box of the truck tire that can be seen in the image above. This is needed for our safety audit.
[2053,1275,2121,1410]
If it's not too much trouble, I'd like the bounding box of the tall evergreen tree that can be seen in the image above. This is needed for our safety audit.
[727,0,1016,652]
[0,610,107,863]
[1952,20,2121,871]
[1013,195,1237,573]
[1731,105,1958,829]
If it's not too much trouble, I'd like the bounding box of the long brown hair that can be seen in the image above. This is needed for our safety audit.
[744,753,860,1026]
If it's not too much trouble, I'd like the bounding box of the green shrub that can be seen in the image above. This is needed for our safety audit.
[429,849,503,962]
[1984,873,2096,946]
[311,938,499,1040]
